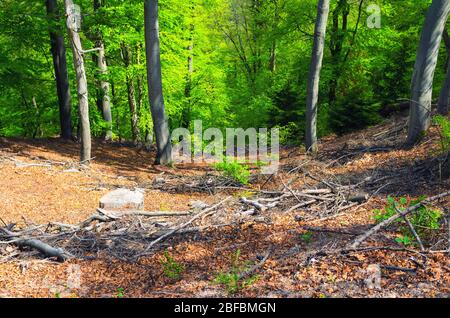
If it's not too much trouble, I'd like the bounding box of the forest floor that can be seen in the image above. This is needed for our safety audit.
[0,113,449,298]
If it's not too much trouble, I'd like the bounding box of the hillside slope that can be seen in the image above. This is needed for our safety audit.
[0,114,448,298]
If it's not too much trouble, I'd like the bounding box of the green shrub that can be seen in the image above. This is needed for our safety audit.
[213,157,251,185]
[373,196,443,246]
[300,231,313,244]
[160,251,185,281]
[116,287,125,298]
[433,115,450,153]
[213,249,259,295]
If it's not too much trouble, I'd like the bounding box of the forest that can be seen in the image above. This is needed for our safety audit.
[0,0,449,300]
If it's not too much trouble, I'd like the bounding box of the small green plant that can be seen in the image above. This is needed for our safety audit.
[433,115,450,153]
[395,235,412,246]
[213,249,259,294]
[160,251,185,281]
[116,287,125,298]
[300,231,313,244]
[373,196,443,246]
[213,157,251,185]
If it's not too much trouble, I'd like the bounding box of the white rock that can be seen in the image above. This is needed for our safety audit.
[189,200,208,210]
[99,188,144,211]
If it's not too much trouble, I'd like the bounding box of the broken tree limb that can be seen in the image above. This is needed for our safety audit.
[285,200,316,213]
[0,227,70,262]
[351,191,450,249]
[16,239,70,262]
[238,245,273,280]
[136,196,232,259]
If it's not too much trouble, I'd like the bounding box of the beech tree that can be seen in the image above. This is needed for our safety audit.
[65,0,91,163]
[93,0,113,141]
[407,0,450,145]
[144,0,172,164]
[46,0,72,140]
[438,28,450,115]
[305,0,330,153]
[121,43,141,145]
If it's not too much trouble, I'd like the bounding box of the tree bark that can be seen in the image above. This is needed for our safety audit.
[407,0,450,145]
[327,0,349,105]
[95,41,113,141]
[305,0,330,153]
[93,0,113,141]
[438,58,450,115]
[182,15,195,129]
[144,0,172,164]
[64,0,91,164]
[121,43,141,145]
[438,28,450,115]
[46,0,72,140]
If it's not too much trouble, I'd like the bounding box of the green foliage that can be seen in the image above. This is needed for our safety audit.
[433,115,450,153]
[213,157,251,185]
[160,251,185,281]
[213,249,259,295]
[0,0,443,147]
[373,196,443,246]
[116,287,125,298]
[300,231,313,244]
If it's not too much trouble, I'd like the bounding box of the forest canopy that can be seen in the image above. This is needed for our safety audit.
[0,0,444,145]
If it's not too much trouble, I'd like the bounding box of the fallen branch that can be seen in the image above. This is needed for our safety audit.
[16,239,70,262]
[238,245,273,280]
[136,196,232,259]
[0,227,70,262]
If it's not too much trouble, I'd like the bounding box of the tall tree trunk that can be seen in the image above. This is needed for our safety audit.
[305,0,330,153]
[182,18,194,129]
[268,0,279,73]
[407,0,450,145]
[269,40,277,72]
[136,42,144,115]
[93,0,113,141]
[64,0,91,163]
[46,0,72,140]
[438,59,450,115]
[96,41,113,141]
[328,0,349,105]
[121,43,141,145]
[144,0,172,164]
[438,28,450,115]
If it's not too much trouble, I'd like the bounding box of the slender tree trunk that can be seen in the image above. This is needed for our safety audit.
[46,0,72,140]
[144,0,172,164]
[407,0,450,145]
[305,0,330,153]
[328,0,348,105]
[93,0,113,141]
[96,41,113,141]
[64,0,91,163]
[438,28,450,115]
[269,40,276,72]
[182,18,195,129]
[438,59,450,115]
[121,43,141,145]
[136,42,144,115]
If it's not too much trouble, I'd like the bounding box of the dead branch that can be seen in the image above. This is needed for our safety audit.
[15,239,70,262]
[136,196,232,259]
[238,245,273,280]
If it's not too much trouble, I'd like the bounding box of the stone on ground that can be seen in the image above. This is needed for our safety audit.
[99,188,144,211]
